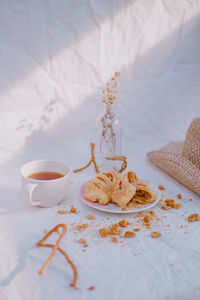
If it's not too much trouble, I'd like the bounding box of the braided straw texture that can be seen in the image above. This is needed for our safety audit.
[147,118,200,196]
[182,118,200,169]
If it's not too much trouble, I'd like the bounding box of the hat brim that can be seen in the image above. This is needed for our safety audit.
[147,141,200,196]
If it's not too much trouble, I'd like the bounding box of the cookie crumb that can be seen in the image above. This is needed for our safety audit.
[165,199,175,206]
[161,205,171,211]
[188,213,200,222]
[173,203,182,209]
[161,199,182,210]
[118,219,128,228]
[151,231,161,238]
[111,237,118,243]
[78,238,87,244]
[109,223,122,235]
[76,223,88,231]
[70,205,78,213]
[99,228,109,237]
[177,194,182,199]
[134,228,140,232]
[124,231,136,238]
[149,210,155,217]
[135,212,144,218]
[86,214,96,220]
[89,286,95,290]
[57,209,68,215]
[144,223,151,230]
[158,185,165,190]
[143,215,151,223]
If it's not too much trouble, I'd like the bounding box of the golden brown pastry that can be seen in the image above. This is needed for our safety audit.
[95,173,114,190]
[121,170,138,186]
[111,183,136,207]
[111,171,137,207]
[126,200,140,209]
[103,170,120,189]
[84,169,156,209]
[127,183,156,208]
[84,180,111,205]
[110,171,137,207]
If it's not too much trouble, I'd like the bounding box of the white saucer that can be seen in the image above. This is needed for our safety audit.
[79,180,160,214]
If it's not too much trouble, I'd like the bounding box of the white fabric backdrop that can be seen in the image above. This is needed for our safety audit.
[0,0,200,299]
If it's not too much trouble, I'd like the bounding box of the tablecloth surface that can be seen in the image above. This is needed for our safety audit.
[0,1,200,299]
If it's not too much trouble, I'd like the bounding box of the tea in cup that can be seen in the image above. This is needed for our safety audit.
[20,160,71,208]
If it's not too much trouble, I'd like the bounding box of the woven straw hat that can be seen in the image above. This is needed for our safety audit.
[147,118,200,196]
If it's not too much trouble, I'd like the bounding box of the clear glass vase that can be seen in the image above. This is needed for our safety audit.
[96,102,122,172]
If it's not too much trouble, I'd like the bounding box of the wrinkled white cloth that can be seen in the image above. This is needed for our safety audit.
[0,1,200,299]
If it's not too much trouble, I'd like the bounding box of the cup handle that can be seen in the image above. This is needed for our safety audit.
[25,183,40,206]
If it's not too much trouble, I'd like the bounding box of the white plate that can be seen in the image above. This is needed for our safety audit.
[79,180,160,214]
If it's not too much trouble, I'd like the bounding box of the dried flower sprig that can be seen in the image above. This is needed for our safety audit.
[102,72,120,105]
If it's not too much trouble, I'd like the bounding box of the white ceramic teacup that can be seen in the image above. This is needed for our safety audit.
[20,160,71,208]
